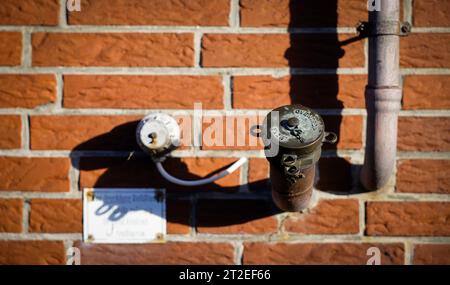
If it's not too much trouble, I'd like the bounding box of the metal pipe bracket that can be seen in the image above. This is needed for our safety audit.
[357,21,411,37]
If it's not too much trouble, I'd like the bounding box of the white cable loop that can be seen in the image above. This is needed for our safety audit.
[155,157,247,186]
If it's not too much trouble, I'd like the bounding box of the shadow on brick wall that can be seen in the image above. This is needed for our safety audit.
[285,0,365,195]
[70,120,280,227]
[69,1,366,228]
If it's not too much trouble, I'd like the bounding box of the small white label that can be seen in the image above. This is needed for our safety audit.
[83,188,166,244]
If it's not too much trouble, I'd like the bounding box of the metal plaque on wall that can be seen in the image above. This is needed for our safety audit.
[83,188,166,244]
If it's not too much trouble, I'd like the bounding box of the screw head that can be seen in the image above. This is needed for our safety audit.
[401,22,411,34]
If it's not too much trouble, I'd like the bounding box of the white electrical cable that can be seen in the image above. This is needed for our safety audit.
[155,157,248,187]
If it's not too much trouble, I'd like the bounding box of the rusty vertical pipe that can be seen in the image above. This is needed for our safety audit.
[360,0,402,190]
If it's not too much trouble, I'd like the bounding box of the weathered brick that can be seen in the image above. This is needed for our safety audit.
[196,199,278,234]
[201,115,265,150]
[0,241,65,265]
[167,199,191,235]
[202,34,364,68]
[398,117,450,151]
[397,160,450,194]
[413,0,450,27]
[284,199,359,234]
[233,75,366,109]
[28,197,191,235]
[323,116,363,150]
[0,157,70,192]
[248,158,270,192]
[413,244,450,265]
[403,75,450,110]
[0,199,22,233]
[32,33,194,67]
[0,32,22,66]
[401,34,450,67]
[79,156,240,191]
[315,157,352,192]
[29,199,82,233]
[0,74,56,108]
[240,0,367,27]
[68,0,229,26]
[0,0,59,25]
[30,115,141,150]
[0,115,21,149]
[366,202,450,236]
[74,241,235,264]
[243,243,404,265]
[64,75,223,109]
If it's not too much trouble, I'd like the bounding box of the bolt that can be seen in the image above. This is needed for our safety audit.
[401,22,411,34]
[86,191,95,201]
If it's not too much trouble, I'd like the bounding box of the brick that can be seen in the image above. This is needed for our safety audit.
[401,34,450,67]
[74,241,234,264]
[79,156,161,189]
[32,33,194,67]
[0,199,22,233]
[248,158,270,192]
[30,115,141,150]
[167,199,191,235]
[403,75,450,110]
[196,199,277,234]
[0,115,21,149]
[0,157,70,192]
[284,199,359,234]
[240,0,367,27]
[0,32,21,66]
[79,156,240,191]
[68,0,229,26]
[0,0,59,25]
[165,157,241,190]
[397,160,450,194]
[398,117,450,151]
[243,243,404,265]
[29,199,82,233]
[315,157,352,192]
[63,75,223,109]
[323,116,363,150]
[202,33,364,68]
[233,75,366,109]
[0,74,56,108]
[366,202,450,236]
[201,115,265,150]
[413,0,450,27]
[0,241,65,265]
[413,244,450,265]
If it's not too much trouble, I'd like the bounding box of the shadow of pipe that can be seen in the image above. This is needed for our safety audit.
[285,0,366,196]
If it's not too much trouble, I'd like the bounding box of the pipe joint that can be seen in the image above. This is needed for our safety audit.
[365,87,402,113]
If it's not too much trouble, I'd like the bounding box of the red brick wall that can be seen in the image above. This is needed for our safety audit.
[0,0,449,265]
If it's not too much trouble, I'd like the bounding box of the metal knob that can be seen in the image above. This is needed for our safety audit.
[287,117,300,127]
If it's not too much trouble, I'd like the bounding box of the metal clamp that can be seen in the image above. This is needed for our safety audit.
[357,21,411,37]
